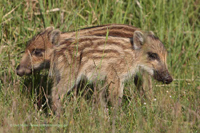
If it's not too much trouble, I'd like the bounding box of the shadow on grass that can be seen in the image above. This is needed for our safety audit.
[22,71,53,114]
[21,72,97,115]
[21,71,146,116]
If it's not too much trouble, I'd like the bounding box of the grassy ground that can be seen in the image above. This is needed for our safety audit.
[0,0,200,132]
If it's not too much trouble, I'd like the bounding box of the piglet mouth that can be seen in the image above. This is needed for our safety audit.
[16,65,32,77]
[153,70,173,84]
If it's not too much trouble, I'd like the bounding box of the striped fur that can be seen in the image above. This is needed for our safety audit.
[60,24,138,39]
[50,34,173,114]
[16,24,138,76]
[17,25,172,113]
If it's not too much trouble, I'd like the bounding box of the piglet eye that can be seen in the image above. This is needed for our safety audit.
[147,52,159,60]
[32,49,44,56]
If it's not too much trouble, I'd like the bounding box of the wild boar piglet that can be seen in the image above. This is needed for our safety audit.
[48,29,172,114]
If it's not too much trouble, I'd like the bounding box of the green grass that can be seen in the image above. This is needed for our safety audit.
[0,0,200,132]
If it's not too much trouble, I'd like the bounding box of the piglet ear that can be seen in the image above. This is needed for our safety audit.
[133,31,144,50]
[45,26,54,32]
[40,26,54,36]
[49,29,61,45]
[149,31,155,35]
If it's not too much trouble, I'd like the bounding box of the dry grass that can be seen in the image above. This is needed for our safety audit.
[0,0,199,132]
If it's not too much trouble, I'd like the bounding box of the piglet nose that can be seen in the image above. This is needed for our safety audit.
[164,74,173,84]
[16,65,20,71]
[16,65,24,76]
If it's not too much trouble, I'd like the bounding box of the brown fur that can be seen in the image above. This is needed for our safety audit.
[16,24,139,76]
[49,32,172,115]
[16,25,173,110]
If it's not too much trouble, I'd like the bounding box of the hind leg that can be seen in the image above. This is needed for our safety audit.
[106,70,124,107]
